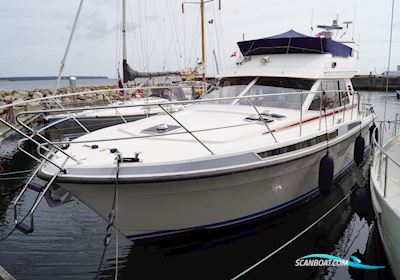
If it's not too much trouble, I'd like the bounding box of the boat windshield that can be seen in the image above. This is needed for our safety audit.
[202,77,314,110]
[148,87,187,101]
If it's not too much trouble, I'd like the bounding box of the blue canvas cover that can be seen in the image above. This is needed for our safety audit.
[237,29,353,57]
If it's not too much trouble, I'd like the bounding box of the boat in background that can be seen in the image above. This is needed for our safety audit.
[370,115,400,280]
[44,86,191,138]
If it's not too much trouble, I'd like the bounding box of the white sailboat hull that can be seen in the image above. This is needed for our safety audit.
[370,184,400,280]
[57,126,370,241]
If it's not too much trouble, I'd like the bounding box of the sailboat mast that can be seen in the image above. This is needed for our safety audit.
[122,0,127,85]
[200,0,206,82]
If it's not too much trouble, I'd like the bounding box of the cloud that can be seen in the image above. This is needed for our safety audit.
[0,0,399,77]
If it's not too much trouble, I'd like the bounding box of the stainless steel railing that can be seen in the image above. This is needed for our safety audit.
[372,114,400,197]
[1,87,370,170]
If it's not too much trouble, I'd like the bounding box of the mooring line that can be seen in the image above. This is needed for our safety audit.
[96,154,121,280]
[0,169,34,177]
[230,187,356,280]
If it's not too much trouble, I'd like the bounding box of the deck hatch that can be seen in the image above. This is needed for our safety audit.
[261,111,286,119]
[141,124,181,134]
[245,114,274,122]
[257,130,338,158]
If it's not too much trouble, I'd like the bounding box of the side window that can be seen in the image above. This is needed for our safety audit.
[309,93,322,111]
[309,80,349,111]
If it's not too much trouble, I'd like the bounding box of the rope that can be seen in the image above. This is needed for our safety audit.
[230,187,357,280]
[96,154,121,280]
[0,169,34,176]
[0,176,30,181]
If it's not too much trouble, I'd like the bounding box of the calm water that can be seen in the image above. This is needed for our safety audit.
[0,91,399,279]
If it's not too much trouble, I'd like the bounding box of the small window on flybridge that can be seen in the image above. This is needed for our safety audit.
[308,80,350,111]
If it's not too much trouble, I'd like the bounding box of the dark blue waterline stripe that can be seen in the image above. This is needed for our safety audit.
[127,154,363,240]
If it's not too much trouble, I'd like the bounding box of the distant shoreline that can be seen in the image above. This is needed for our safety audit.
[0,76,109,82]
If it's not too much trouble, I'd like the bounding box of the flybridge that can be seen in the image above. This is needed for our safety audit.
[237,30,353,58]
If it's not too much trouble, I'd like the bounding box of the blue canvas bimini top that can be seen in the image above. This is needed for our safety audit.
[237,30,353,58]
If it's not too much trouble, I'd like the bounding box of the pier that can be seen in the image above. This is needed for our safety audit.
[0,265,15,280]
[352,75,400,91]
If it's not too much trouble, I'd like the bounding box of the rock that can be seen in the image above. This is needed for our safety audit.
[33,92,43,98]
[77,94,87,101]
[19,91,29,100]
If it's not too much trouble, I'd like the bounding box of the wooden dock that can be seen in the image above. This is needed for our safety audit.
[0,265,15,280]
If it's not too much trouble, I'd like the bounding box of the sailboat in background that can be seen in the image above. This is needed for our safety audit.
[45,0,215,138]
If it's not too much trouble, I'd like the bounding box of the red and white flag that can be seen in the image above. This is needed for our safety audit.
[230,51,237,57]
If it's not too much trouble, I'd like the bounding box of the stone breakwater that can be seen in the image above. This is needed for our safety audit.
[0,85,117,103]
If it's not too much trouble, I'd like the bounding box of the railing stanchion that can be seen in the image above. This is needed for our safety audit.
[319,91,322,131]
[332,92,336,126]
[384,156,388,197]
[247,97,278,143]
[102,92,127,123]
[299,93,303,137]
[394,113,399,136]
[350,91,355,120]
[342,92,346,122]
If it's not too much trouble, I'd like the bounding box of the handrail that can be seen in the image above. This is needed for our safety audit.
[12,89,352,117]
[0,85,199,111]
[0,87,352,111]
[372,116,400,198]
[3,88,364,170]
[372,121,400,169]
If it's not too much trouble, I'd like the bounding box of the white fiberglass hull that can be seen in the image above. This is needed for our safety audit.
[56,127,370,241]
[370,164,400,279]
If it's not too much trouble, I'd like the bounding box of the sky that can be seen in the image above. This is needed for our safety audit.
[0,0,399,78]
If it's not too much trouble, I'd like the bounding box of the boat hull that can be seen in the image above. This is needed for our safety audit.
[371,174,400,279]
[56,126,371,242]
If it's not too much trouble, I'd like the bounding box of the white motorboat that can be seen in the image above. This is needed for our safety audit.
[370,118,400,279]
[45,86,189,138]
[34,29,375,242]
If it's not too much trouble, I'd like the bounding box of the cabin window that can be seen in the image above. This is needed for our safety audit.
[202,77,314,110]
[148,88,186,101]
[309,80,349,111]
